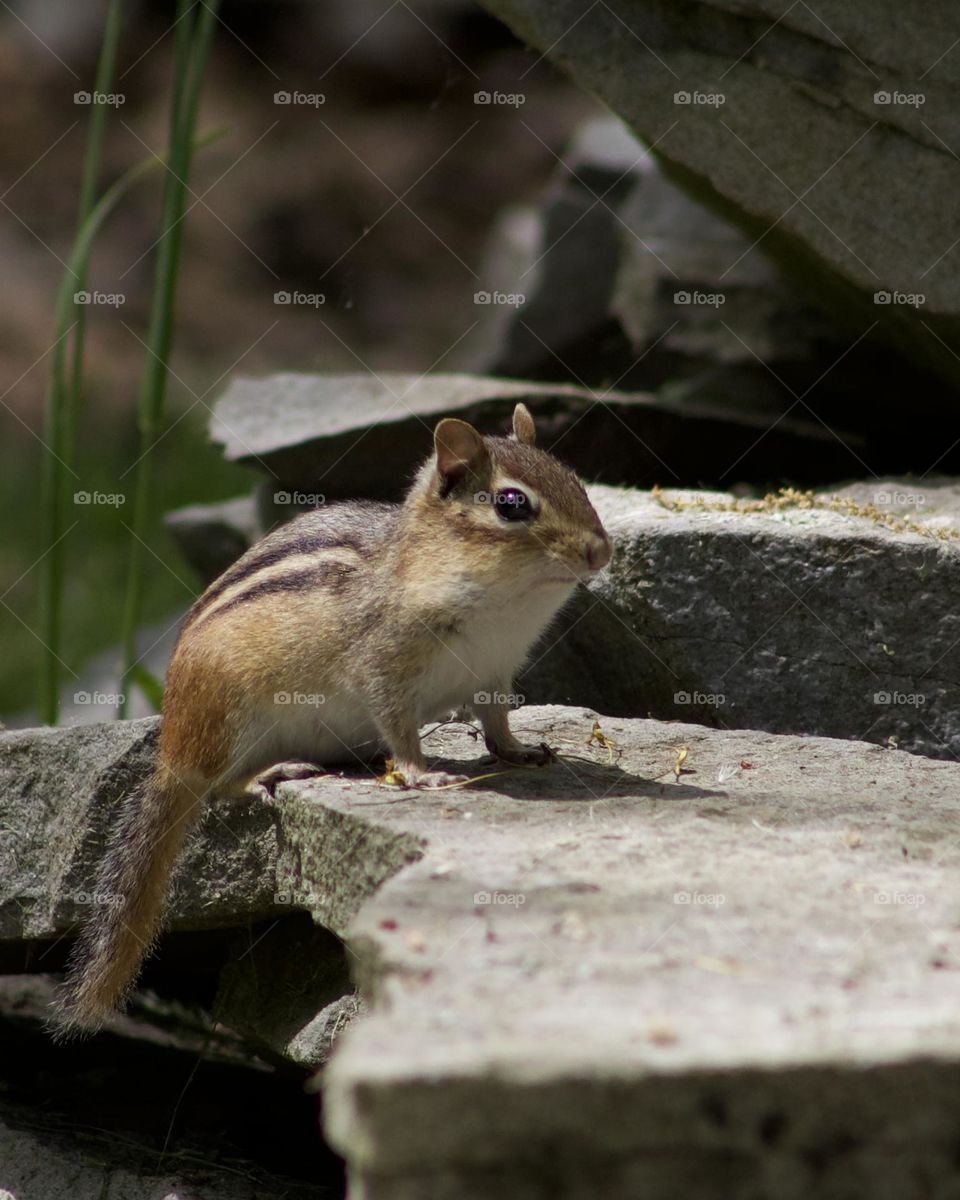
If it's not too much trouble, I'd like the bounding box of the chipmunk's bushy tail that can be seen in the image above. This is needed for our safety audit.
[51,764,206,1039]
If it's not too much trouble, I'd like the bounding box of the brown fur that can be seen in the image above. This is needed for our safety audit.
[51,405,611,1036]
[52,763,205,1037]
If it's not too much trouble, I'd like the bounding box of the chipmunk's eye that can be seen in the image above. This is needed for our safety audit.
[493,487,533,522]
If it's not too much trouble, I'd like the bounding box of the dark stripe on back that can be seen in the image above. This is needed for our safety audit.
[197,561,356,624]
[185,503,396,627]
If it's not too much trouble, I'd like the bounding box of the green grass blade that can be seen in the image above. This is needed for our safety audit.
[38,0,125,725]
[119,0,222,717]
[38,127,224,724]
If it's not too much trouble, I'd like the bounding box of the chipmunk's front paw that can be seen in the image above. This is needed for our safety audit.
[487,739,556,767]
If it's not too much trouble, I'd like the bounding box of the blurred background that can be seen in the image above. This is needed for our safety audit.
[0,0,600,722]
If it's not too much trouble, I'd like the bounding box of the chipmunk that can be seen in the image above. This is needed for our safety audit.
[53,403,611,1035]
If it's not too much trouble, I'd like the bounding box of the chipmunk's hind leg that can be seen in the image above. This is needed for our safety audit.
[254,760,329,798]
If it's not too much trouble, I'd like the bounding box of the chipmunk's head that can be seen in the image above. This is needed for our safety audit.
[412,403,611,589]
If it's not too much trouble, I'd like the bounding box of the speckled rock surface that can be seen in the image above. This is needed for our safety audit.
[299,706,960,1200]
[0,1113,280,1200]
[3,708,960,1196]
[0,717,281,945]
[522,481,960,759]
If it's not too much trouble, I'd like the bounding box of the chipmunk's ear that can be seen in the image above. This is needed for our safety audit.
[512,403,536,446]
[434,418,489,489]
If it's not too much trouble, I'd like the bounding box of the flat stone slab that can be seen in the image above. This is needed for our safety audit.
[3,708,960,1195]
[522,481,960,760]
[289,707,960,1199]
[209,371,852,499]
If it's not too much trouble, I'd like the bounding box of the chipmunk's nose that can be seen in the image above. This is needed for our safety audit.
[585,532,612,571]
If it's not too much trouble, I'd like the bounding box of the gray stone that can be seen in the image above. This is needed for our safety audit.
[0,1113,281,1200]
[247,707,960,1200]
[470,116,932,477]
[475,0,960,394]
[476,118,846,407]
[0,718,281,946]
[215,915,359,1068]
[164,494,261,587]
[6,707,960,1195]
[209,371,869,498]
[522,480,960,759]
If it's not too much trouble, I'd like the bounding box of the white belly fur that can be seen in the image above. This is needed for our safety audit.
[416,579,576,720]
